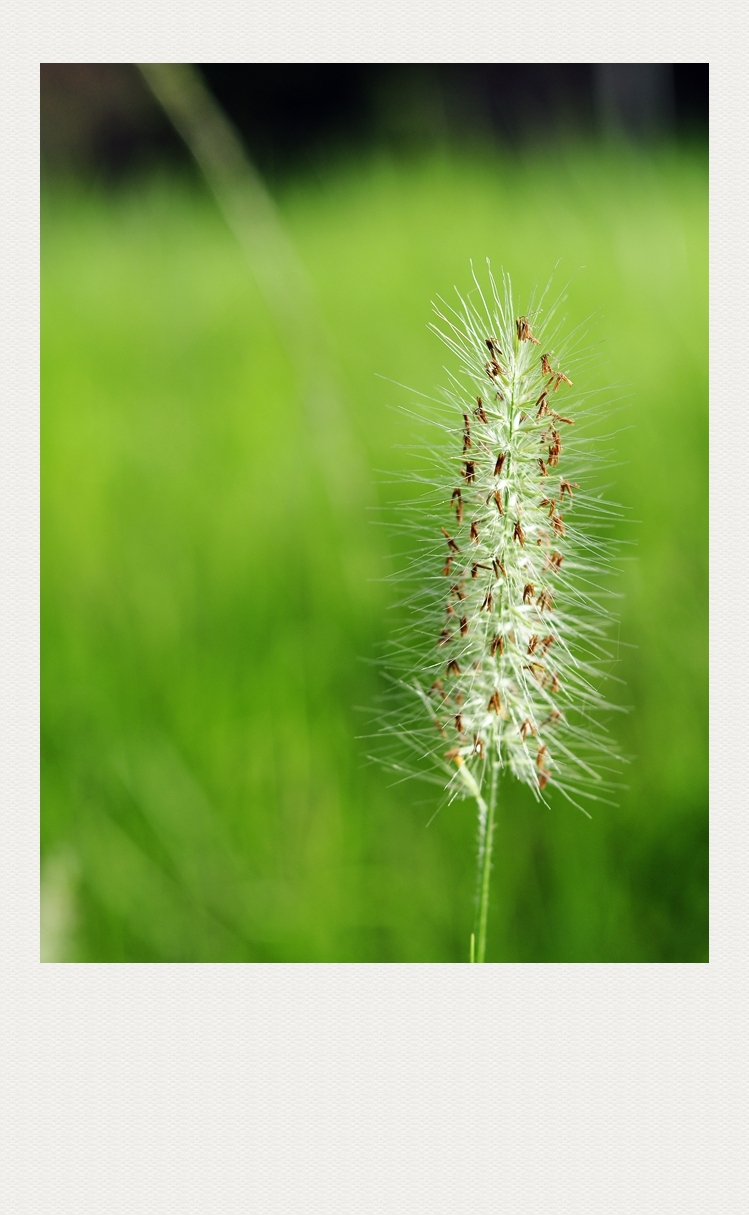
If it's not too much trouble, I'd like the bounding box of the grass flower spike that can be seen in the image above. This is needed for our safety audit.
[381,265,625,962]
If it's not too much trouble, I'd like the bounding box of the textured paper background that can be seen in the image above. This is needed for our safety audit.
[2,6,746,1210]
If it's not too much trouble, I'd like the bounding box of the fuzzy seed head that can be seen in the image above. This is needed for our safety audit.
[379,265,625,814]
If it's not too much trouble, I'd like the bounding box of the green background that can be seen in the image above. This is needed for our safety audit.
[42,141,708,961]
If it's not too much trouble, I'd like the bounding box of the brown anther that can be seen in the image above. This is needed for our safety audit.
[492,557,506,578]
[490,634,504,657]
[520,718,535,741]
[473,736,485,760]
[462,414,472,452]
[485,360,504,380]
[481,590,494,612]
[441,526,461,553]
[548,551,564,571]
[434,719,446,737]
[536,744,548,769]
[485,337,503,360]
[494,452,507,477]
[470,521,480,543]
[537,589,553,612]
[450,487,463,523]
[459,616,468,636]
[544,427,562,464]
[430,679,445,696]
[451,582,467,601]
[559,480,578,499]
[513,520,526,546]
[527,635,539,655]
[444,747,463,767]
[491,490,504,515]
[455,714,465,734]
[462,460,476,484]
[552,371,573,391]
[538,772,549,790]
[523,583,535,604]
[538,458,548,477]
[516,316,540,344]
[454,692,464,706]
[540,496,556,516]
[551,514,566,537]
[438,629,452,647]
[471,562,490,579]
[487,690,502,713]
[475,397,488,424]
[446,659,461,677]
[442,557,453,576]
[552,414,574,425]
[540,353,553,376]
[535,391,549,417]
[540,635,554,653]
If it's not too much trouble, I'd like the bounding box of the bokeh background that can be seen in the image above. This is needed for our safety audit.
[41,64,708,962]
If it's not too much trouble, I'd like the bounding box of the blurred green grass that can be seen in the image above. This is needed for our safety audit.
[41,141,707,961]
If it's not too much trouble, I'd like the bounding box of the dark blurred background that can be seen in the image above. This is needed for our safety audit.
[41,64,708,963]
[42,64,707,182]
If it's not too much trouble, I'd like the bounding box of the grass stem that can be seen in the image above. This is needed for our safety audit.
[475,765,499,963]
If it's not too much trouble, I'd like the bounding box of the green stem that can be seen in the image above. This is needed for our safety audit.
[457,762,498,964]
[475,765,498,963]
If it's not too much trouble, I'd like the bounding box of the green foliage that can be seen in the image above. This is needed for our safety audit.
[42,142,707,961]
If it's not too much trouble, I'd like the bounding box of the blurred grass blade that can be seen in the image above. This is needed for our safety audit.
[138,62,367,506]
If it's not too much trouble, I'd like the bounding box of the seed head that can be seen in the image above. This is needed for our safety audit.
[377,265,626,815]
